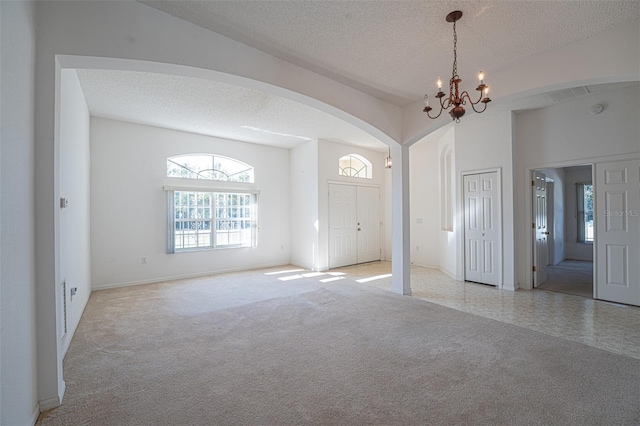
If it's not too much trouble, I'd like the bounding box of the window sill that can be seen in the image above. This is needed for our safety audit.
[174,245,255,253]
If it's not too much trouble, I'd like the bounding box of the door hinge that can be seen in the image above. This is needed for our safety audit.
[532,266,537,272]
[532,180,535,186]
[532,223,535,229]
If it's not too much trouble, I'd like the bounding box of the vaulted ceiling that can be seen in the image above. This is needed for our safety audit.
[140,1,640,106]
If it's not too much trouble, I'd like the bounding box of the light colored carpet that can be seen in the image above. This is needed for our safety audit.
[538,260,593,298]
[39,266,640,425]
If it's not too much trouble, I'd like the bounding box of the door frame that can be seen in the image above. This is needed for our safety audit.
[460,167,503,288]
[327,181,382,269]
[521,153,635,292]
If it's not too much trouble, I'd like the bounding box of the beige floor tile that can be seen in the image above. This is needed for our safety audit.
[344,261,640,360]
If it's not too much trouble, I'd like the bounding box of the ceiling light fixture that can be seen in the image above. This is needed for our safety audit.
[385,147,392,169]
[423,11,491,123]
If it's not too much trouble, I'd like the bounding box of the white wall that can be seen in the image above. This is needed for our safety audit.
[59,70,92,355]
[539,168,566,265]
[290,140,319,270]
[409,136,439,268]
[437,128,457,277]
[317,140,387,271]
[563,166,593,261]
[0,1,39,424]
[514,84,640,288]
[383,161,392,261]
[90,118,290,289]
[455,111,515,289]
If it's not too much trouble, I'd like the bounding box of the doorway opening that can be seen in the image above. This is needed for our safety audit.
[532,165,594,298]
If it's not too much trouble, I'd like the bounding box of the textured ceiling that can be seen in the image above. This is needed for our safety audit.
[76,69,635,151]
[140,0,640,106]
[76,69,388,151]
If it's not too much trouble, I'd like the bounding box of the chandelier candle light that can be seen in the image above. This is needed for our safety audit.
[423,11,491,123]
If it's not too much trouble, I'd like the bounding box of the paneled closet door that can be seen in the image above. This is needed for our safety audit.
[464,172,500,286]
[595,159,640,306]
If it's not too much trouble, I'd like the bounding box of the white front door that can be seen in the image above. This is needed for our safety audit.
[329,184,381,268]
[463,172,500,286]
[356,186,381,263]
[329,184,358,268]
[533,171,549,287]
[595,159,640,306]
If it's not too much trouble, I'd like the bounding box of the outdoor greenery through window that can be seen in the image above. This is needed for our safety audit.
[170,191,256,251]
[577,183,594,243]
[167,154,254,182]
[338,154,373,179]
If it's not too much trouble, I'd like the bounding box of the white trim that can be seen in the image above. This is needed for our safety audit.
[326,179,381,189]
[39,380,65,411]
[91,262,291,291]
[459,168,504,289]
[163,185,259,194]
[29,403,40,425]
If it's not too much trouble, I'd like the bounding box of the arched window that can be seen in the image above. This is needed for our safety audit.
[167,154,254,183]
[338,154,373,179]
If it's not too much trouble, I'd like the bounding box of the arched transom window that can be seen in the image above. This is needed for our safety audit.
[167,154,254,183]
[338,154,372,179]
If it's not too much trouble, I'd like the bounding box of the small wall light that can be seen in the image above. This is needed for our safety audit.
[385,147,392,169]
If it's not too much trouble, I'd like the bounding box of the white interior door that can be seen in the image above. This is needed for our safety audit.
[356,186,381,264]
[533,171,549,287]
[329,184,357,268]
[595,159,640,306]
[464,172,500,286]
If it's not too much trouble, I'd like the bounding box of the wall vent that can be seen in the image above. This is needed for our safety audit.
[547,86,591,104]
[61,280,68,339]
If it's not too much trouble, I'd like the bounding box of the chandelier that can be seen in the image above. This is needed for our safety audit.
[423,11,491,123]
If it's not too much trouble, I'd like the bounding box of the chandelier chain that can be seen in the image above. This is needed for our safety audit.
[452,19,458,78]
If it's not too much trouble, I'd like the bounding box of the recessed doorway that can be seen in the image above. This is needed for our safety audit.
[532,165,594,298]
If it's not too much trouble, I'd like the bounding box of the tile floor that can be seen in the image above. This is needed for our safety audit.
[334,261,640,360]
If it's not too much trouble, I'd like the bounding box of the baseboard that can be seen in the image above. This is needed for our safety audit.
[29,402,40,426]
[438,266,457,280]
[92,262,291,290]
[39,379,65,411]
[411,263,439,270]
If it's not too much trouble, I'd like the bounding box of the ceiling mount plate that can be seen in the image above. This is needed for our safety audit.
[446,10,463,23]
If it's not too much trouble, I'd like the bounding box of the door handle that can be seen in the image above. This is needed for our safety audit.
[357,228,361,231]
[543,231,550,235]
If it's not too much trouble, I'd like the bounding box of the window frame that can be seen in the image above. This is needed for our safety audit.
[338,154,373,179]
[576,182,594,244]
[165,186,259,253]
[167,154,254,183]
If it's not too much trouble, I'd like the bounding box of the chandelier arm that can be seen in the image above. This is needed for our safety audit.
[459,91,474,106]
[468,99,489,114]
[425,105,445,120]
[442,95,452,110]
